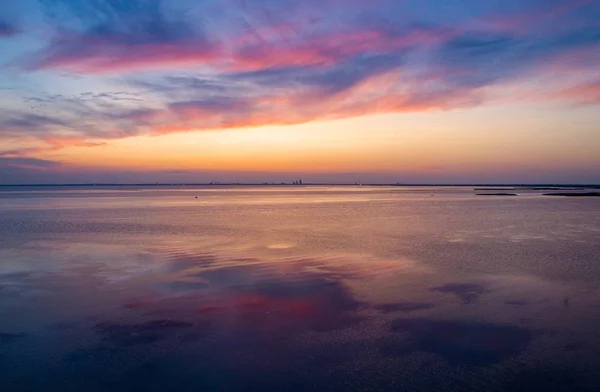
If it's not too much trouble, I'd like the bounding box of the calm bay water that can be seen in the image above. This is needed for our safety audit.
[1,186,600,391]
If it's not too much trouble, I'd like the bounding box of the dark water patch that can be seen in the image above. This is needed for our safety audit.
[430,283,486,304]
[46,321,78,332]
[474,188,516,191]
[386,318,534,366]
[101,359,320,392]
[543,192,600,197]
[103,361,207,392]
[178,331,207,343]
[95,319,193,346]
[475,193,517,196]
[375,302,436,313]
[66,346,117,363]
[505,300,528,306]
[0,332,26,343]
[564,342,585,351]
[72,327,369,391]
[504,367,590,392]
[525,187,577,190]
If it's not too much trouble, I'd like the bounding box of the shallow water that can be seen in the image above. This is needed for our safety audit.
[1,186,600,391]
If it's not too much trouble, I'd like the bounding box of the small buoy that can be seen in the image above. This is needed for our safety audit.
[564,296,569,306]
[195,196,198,199]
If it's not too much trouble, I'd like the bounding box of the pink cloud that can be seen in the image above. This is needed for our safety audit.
[142,69,480,136]
[230,27,451,71]
[553,80,600,104]
[26,24,451,74]
[27,34,220,74]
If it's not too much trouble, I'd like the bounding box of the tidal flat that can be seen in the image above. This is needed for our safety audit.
[1,186,600,391]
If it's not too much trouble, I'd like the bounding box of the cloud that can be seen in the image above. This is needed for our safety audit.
[0,21,19,37]
[226,25,448,72]
[0,156,60,169]
[552,80,600,104]
[23,27,218,73]
[1,113,71,134]
[0,155,64,184]
[0,91,156,152]
[126,67,482,136]
[478,0,598,34]
[1,0,598,156]
[25,20,445,74]
[25,0,217,73]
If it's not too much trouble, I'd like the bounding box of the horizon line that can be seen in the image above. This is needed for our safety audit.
[1,183,599,187]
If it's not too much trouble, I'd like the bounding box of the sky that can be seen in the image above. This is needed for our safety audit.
[0,0,599,184]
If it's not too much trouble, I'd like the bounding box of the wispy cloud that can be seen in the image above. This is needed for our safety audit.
[0,0,598,154]
[0,91,153,151]
[552,80,600,104]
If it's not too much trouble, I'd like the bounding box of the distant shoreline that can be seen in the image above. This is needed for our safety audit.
[1,183,599,188]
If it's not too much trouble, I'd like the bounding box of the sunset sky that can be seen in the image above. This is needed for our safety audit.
[1,0,599,184]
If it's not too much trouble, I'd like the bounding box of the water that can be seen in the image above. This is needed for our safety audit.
[1,186,599,391]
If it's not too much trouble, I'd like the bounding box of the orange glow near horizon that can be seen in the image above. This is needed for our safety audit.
[33,104,600,177]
